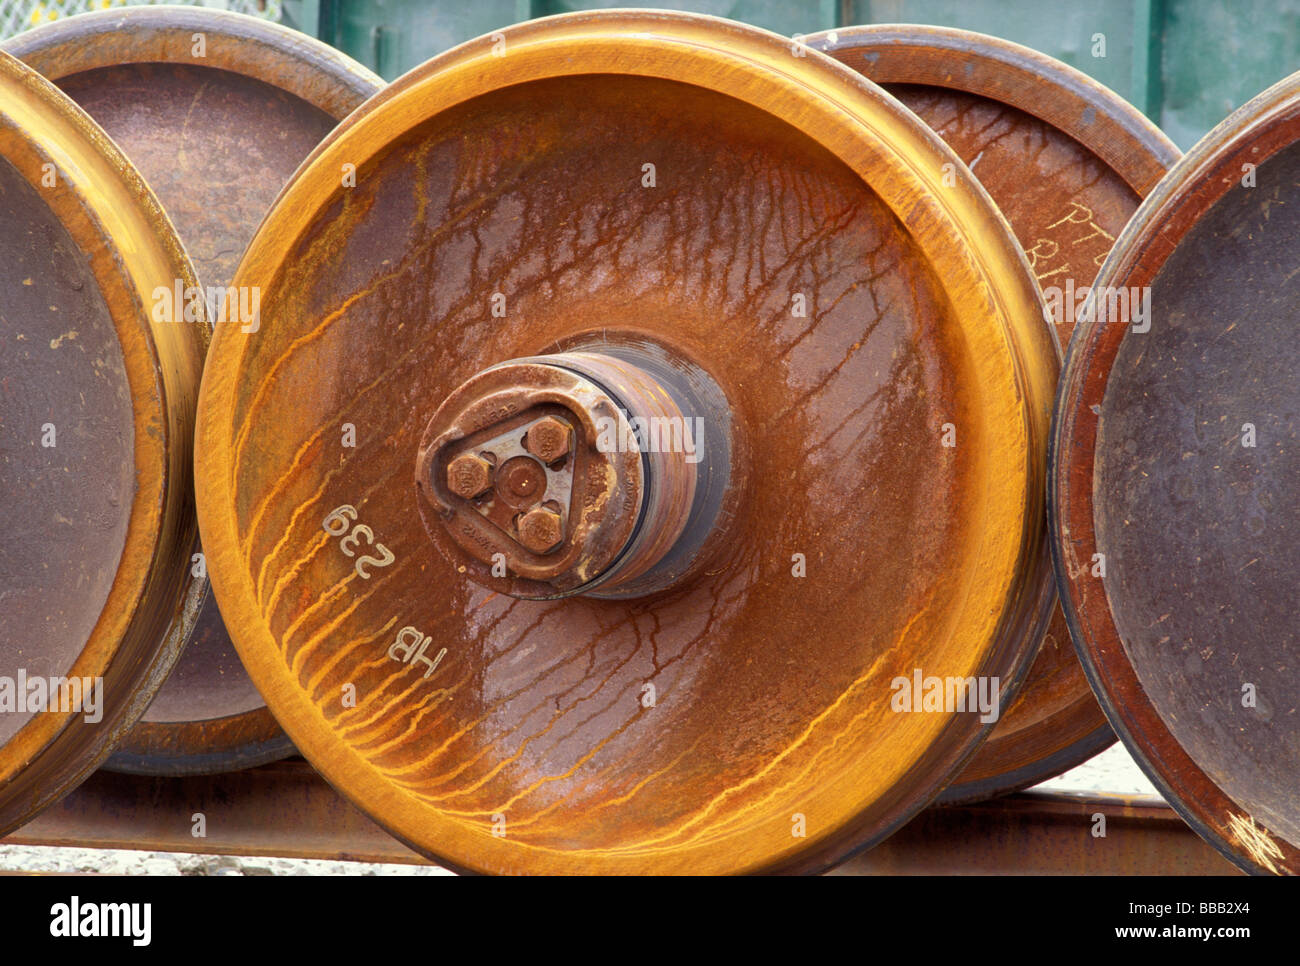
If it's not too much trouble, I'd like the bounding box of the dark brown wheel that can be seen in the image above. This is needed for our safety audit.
[196,11,1058,874]
[808,24,1181,802]
[1054,71,1300,874]
[0,52,205,833]
[4,7,383,775]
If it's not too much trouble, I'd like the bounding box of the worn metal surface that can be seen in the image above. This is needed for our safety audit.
[1053,71,1300,875]
[417,348,724,598]
[809,25,1181,804]
[0,149,129,747]
[417,358,649,597]
[194,11,1058,874]
[4,7,383,776]
[835,791,1241,876]
[2,761,429,865]
[0,51,206,835]
[2,761,1237,875]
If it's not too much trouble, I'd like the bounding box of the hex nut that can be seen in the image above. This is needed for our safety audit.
[525,416,571,464]
[517,506,563,554]
[446,452,493,499]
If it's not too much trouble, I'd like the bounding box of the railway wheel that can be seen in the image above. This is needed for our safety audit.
[0,53,204,833]
[4,7,383,775]
[196,12,1058,874]
[1054,71,1300,875]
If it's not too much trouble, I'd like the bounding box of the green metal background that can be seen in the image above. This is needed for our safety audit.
[289,0,1300,150]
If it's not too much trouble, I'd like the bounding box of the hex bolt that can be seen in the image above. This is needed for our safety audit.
[446,452,493,499]
[525,416,571,464]
[517,506,563,554]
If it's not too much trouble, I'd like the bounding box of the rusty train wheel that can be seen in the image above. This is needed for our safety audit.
[5,8,383,776]
[0,53,205,834]
[1053,72,1300,875]
[196,11,1058,874]
[808,25,1181,803]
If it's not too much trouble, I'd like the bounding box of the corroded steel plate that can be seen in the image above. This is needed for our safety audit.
[196,12,1057,874]
[0,52,205,834]
[5,7,383,775]
[1053,72,1300,874]
[809,25,1181,802]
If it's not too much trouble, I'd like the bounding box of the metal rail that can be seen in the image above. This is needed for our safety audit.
[836,790,1240,875]
[1,762,1239,874]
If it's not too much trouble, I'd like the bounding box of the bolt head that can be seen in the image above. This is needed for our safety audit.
[446,452,493,499]
[517,507,563,554]
[525,416,571,464]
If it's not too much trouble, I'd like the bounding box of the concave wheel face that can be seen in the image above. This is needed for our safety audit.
[198,13,1055,874]
[810,25,1181,802]
[0,52,205,833]
[0,156,130,745]
[1054,76,1300,874]
[6,8,383,775]
[58,63,342,296]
